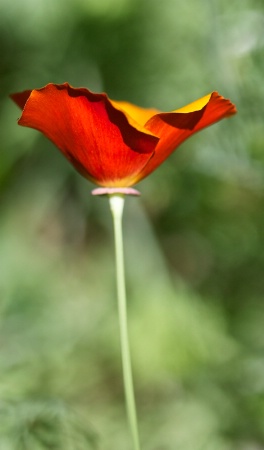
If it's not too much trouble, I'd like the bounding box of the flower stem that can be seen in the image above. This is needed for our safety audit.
[109,194,141,450]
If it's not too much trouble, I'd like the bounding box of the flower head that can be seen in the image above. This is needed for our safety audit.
[11,83,236,190]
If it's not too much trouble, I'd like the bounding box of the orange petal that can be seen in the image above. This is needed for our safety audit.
[137,92,237,181]
[11,89,32,109]
[11,83,159,187]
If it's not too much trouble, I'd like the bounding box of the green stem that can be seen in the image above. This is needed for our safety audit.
[109,194,141,450]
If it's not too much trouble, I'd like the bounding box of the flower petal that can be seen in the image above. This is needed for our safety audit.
[11,89,32,109]
[111,100,160,127]
[136,92,237,181]
[11,83,159,187]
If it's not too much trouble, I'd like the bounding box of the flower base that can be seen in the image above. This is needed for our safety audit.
[91,187,141,196]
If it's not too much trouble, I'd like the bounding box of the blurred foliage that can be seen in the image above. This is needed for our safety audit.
[0,400,97,449]
[1,0,264,449]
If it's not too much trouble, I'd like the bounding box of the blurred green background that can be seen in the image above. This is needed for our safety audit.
[1,0,264,448]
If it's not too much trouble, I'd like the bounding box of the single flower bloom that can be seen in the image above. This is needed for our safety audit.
[11,83,236,192]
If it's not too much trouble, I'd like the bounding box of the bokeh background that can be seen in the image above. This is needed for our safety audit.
[1,0,264,449]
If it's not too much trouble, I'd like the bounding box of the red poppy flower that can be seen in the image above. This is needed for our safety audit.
[11,83,236,191]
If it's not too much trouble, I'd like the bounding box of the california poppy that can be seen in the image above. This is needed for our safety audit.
[10,83,237,449]
[11,83,236,191]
